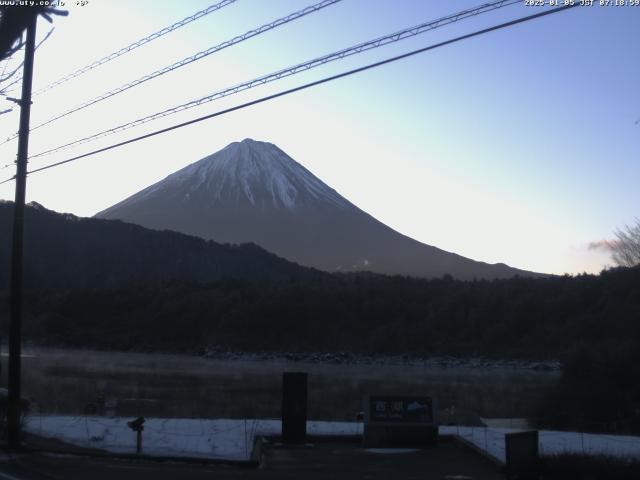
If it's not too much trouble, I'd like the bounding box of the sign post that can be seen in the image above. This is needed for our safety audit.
[127,417,145,455]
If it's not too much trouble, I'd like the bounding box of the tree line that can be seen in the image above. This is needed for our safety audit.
[3,266,637,361]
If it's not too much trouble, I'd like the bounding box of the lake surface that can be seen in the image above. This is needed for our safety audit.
[2,347,560,422]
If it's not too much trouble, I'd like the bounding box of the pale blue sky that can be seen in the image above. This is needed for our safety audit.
[0,0,638,275]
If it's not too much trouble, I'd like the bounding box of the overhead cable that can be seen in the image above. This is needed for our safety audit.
[32,0,238,96]
[27,0,520,161]
[1,0,342,146]
[0,3,579,185]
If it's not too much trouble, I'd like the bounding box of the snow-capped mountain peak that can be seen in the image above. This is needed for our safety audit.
[96,139,537,280]
[156,138,347,210]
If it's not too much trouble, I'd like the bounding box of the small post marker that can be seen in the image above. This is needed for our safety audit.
[127,417,145,454]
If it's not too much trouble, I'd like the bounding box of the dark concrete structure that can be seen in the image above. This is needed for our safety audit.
[505,430,539,480]
[281,372,308,444]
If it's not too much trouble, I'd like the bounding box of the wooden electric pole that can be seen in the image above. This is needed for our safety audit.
[7,13,37,449]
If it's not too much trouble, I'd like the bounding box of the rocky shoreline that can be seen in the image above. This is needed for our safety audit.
[200,347,561,371]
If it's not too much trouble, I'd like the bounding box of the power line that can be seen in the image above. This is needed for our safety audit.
[0,3,579,186]
[31,0,238,97]
[26,0,520,162]
[2,0,342,146]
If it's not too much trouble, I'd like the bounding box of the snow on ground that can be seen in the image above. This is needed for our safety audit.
[441,426,640,463]
[24,416,360,461]
[24,416,640,463]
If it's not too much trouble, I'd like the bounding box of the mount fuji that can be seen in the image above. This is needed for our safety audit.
[96,139,536,280]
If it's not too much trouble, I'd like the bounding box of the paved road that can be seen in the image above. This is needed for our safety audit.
[0,439,504,480]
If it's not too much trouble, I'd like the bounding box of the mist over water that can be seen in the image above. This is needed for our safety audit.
[7,346,559,422]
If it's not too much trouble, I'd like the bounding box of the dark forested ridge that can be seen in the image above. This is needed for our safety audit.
[5,267,639,360]
[0,201,325,290]
[1,201,639,360]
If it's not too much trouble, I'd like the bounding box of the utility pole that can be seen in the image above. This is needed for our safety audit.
[7,13,37,449]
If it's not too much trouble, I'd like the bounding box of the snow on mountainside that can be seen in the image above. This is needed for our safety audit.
[96,139,540,280]
[132,139,348,211]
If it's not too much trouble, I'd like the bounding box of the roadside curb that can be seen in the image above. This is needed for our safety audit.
[3,446,259,468]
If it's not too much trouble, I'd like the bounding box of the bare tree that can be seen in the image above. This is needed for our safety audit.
[0,5,65,61]
[610,219,640,267]
[0,6,64,116]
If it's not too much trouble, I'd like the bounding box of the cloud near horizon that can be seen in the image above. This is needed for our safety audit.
[587,239,618,252]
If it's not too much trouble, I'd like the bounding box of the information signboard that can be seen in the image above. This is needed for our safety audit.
[368,396,434,424]
[363,394,437,447]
